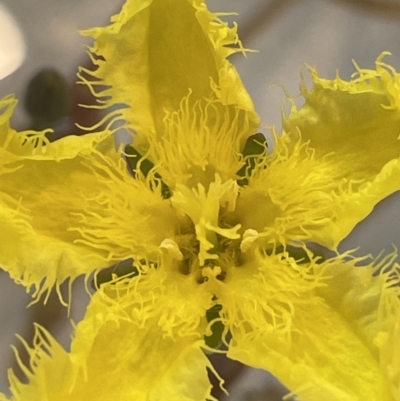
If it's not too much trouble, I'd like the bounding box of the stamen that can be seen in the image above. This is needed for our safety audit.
[240,229,259,252]
[159,238,183,261]
[219,180,239,212]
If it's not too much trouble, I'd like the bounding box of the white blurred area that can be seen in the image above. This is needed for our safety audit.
[1,0,400,399]
[0,5,25,80]
[0,0,124,127]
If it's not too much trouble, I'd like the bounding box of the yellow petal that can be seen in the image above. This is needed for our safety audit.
[6,325,72,401]
[220,250,397,400]
[80,0,259,179]
[315,252,400,401]
[146,96,257,188]
[233,55,400,250]
[0,97,175,298]
[232,132,338,248]
[282,53,400,247]
[6,268,216,401]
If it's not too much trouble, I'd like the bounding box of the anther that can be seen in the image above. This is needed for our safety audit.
[159,238,183,260]
[240,229,259,252]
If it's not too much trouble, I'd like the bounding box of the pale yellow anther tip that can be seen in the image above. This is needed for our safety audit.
[159,238,183,261]
[240,229,259,252]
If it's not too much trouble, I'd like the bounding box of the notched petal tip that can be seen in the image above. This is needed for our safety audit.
[281,54,400,248]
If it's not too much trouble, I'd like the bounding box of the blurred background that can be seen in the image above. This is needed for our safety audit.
[1,0,400,399]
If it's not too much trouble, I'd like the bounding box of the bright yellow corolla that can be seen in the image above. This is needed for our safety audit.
[0,0,399,400]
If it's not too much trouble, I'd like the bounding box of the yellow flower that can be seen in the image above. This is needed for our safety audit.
[1,1,400,400]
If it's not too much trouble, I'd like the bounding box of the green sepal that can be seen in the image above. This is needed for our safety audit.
[204,304,225,349]
[237,133,267,186]
[125,145,172,199]
[269,245,327,265]
[92,258,138,289]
